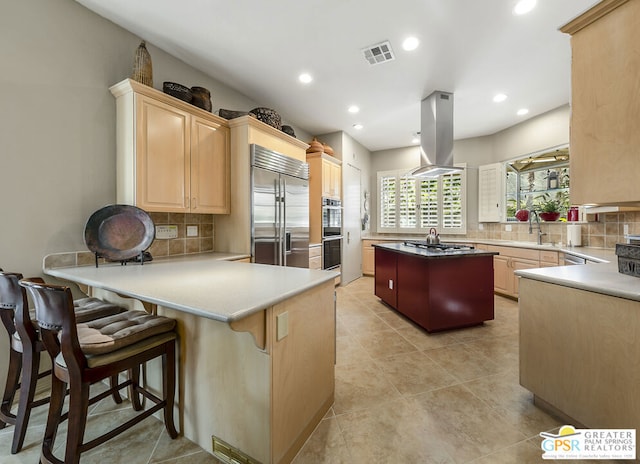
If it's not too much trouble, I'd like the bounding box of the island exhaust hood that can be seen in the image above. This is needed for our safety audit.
[410,90,463,178]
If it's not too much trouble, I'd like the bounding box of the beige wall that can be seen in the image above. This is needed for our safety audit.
[0,0,309,277]
[0,0,301,381]
[368,105,571,233]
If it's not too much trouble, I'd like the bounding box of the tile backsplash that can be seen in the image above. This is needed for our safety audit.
[148,212,215,258]
[466,212,640,248]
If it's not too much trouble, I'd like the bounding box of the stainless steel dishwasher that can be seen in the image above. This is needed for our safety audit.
[564,253,587,265]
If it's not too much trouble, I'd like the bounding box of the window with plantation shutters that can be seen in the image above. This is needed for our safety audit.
[377,165,466,234]
[379,173,397,228]
[399,175,416,228]
[441,171,464,231]
[419,178,439,229]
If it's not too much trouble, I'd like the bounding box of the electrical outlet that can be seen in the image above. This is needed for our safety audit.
[624,224,630,235]
[276,312,288,341]
[186,225,198,237]
[505,224,512,232]
[155,225,178,239]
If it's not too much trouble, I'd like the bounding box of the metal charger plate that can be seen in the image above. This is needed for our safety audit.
[84,205,155,261]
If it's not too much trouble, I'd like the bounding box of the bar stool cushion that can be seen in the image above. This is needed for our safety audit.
[12,297,127,349]
[56,332,177,369]
[72,310,176,356]
[73,297,128,322]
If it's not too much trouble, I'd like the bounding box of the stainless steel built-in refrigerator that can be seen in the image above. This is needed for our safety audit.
[251,144,309,268]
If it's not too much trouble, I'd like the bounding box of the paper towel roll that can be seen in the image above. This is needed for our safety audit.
[567,224,582,247]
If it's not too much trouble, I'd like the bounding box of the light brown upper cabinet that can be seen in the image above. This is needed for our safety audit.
[321,158,342,200]
[110,79,230,214]
[561,0,640,206]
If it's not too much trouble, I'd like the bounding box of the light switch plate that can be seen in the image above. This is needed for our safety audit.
[276,312,289,341]
[155,225,178,239]
[187,225,198,237]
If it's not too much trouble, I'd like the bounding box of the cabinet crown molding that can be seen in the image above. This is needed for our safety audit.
[109,78,228,126]
[227,115,309,150]
[305,152,342,165]
[560,0,629,35]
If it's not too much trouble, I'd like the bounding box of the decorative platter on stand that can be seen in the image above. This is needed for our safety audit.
[84,204,155,264]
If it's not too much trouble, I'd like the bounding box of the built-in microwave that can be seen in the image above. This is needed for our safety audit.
[322,236,341,270]
[322,197,342,238]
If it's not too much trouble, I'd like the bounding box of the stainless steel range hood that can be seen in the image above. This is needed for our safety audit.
[410,90,463,178]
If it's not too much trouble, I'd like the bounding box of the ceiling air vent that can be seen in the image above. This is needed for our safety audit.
[362,40,395,65]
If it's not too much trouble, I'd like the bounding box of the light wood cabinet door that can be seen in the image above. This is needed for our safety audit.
[561,0,640,205]
[493,255,511,295]
[135,95,190,212]
[511,258,539,297]
[330,162,341,199]
[321,160,332,198]
[320,158,341,199]
[111,79,231,214]
[362,240,378,276]
[190,116,230,214]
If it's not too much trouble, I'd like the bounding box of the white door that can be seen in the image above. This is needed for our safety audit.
[342,163,362,285]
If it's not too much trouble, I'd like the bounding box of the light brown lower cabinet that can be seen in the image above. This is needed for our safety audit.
[309,244,322,270]
[485,245,558,298]
[520,277,640,431]
[362,240,402,276]
[362,240,380,276]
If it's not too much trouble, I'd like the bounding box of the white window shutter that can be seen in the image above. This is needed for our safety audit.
[478,163,503,223]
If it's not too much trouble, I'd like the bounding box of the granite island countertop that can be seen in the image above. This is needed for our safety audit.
[362,235,615,263]
[44,253,339,322]
[373,242,498,259]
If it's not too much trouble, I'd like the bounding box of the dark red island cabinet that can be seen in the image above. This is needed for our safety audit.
[374,244,496,332]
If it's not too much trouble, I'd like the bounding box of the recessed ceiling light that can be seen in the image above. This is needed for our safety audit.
[493,93,508,103]
[402,37,420,51]
[353,124,363,130]
[348,105,360,114]
[298,73,313,84]
[513,0,537,15]
[517,108,529,116]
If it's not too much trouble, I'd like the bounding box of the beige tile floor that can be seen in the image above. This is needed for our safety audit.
[0,276,624,463]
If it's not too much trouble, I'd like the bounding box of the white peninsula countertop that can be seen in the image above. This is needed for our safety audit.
[44,253,339,323]
[515,260,640,302]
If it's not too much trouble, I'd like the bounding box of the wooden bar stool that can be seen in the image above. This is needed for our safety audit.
[0,271,127,454]
[20,278,178,464]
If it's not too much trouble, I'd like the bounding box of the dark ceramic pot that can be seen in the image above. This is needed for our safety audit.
[515,209,529,222]
[539,212,561,221]
[190,86,212,112]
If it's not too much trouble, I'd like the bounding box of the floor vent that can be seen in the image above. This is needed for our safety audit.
[362,40,395,65]
[212,436,259,464]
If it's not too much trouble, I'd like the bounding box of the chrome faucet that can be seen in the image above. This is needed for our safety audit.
[529,210,546,245]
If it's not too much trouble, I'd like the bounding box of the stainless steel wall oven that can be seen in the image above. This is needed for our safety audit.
[322,197,342,238]
[322,237,341,270]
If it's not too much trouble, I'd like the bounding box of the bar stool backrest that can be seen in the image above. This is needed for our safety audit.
[21,279,87,372]
[0,272,40,344]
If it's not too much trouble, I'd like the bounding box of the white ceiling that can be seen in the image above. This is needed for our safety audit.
[76,0,598,152]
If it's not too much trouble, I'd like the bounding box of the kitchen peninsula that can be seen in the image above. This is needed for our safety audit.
[43,253,338,464]
[374,242,498,332]
[516,261,640,432]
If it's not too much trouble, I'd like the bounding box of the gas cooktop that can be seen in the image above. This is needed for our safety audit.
[403,240,474,251]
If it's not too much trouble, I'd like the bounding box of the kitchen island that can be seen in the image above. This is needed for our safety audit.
[374,242,498,332]
[44,252,338,464]
[516,261,640,432]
